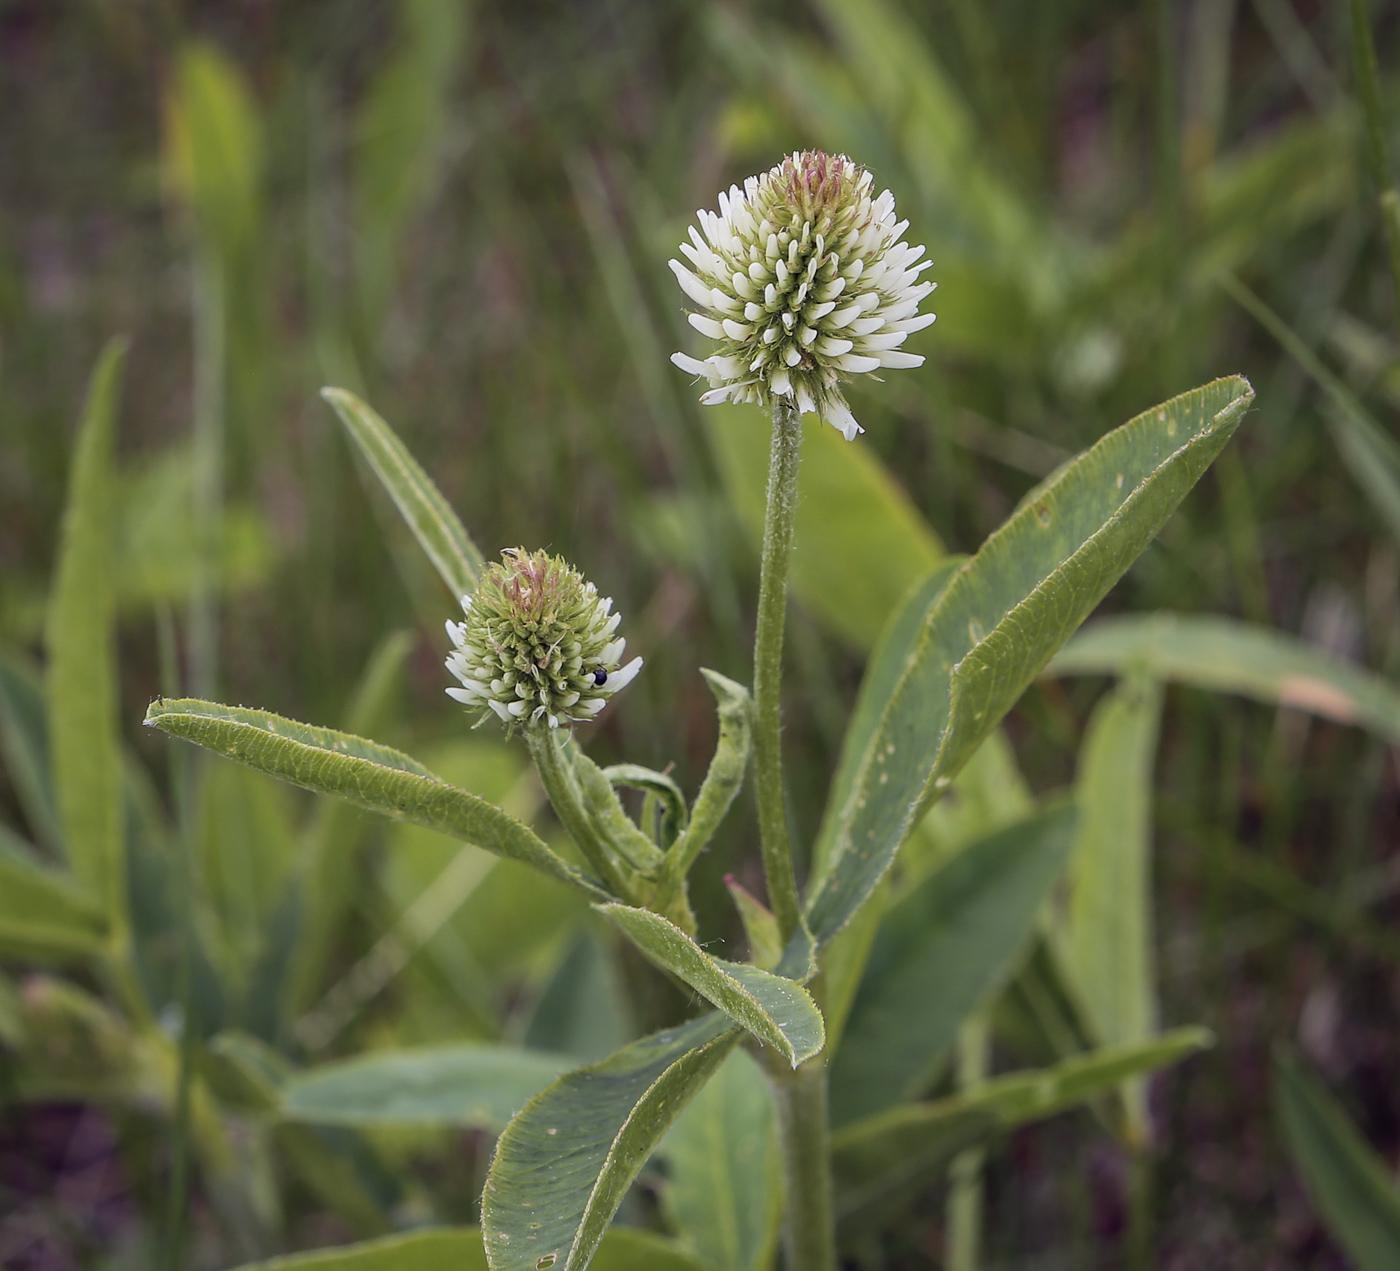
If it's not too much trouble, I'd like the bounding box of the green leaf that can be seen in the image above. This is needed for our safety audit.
[322,388,483,602]
[724,877,783,971]
[832,1029,1212,1216]
[811,560,964,884]
[707,406,943,650]
[662,1048,780,1271]
[1060,677,1162,1145]
[45,340,127,921]
[1276,1055,1400,1271]
[228,1228,710,1271]
[0,836,107,962]
[806,376,1253,944]
[597,904,823,1066]
[664,669,752,880]
[0,650,61,854]
[483,1013,740,1271]
[143,698,605,899]
[829,804,1078,1126]
[281,1045,574,1131]
[164,43,262,255]
[1049,613,1400,744]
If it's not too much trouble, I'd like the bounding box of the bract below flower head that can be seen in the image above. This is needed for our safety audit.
[669,150,935,440]
[445,549,642,732]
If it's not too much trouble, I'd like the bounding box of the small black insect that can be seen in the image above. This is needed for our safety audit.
[593,669,608,686]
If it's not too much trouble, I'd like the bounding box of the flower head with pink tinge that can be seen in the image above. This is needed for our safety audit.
[669,151,935,440]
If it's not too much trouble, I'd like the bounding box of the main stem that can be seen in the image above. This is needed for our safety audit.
[753,400,803,940]
[771,1056,836,1271]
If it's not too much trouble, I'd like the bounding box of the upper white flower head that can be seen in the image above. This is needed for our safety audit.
[669,151,935,441]
[445,549,642,732]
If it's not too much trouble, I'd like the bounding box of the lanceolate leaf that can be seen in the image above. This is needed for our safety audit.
[662,1048,780,1271]
[1276,1055,1400,1271]
[1049,613,1400,744]
[829,803,1078,1125]
[1062,677,1162,1146]
[144,698,607,900]
[806,376,1253,943]
[322,388,484,602]
[281,1045,573,1131]
[811,560,964,884]
[46,340,128,920]
[832,1028,1212,1215]
[483,1013,739,1271]
[0,839,107,962]
[596,904,823,1066]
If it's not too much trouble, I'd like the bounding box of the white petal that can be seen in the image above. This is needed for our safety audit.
[602,637,626,663]
[688,313,726,340]
[669,260,715,307]
[823,398,864,441]
[671,351,712,378]
[835,353,881,373]
[721,318,751,340]
[859,331,909,351]
[814,335,853,357]
[607,656,643,691]
[489,699,512,722]
[769,368,791,396]
[700,386,736,405]
[578,698,606,717]
[876,350,925,369]
[446,687,476,704]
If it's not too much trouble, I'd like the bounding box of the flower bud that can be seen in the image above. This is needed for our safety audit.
[669,151,935,440]
[445,549,642,731]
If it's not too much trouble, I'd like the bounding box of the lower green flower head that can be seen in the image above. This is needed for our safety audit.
[445,548,642,731]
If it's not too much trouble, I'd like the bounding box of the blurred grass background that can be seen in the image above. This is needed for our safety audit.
[3,0,1400,1266]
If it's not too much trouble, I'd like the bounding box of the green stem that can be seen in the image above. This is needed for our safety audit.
[1347,0,1400,325]
[525,727,633,901]
[947,1015,990,1271]
[753,401,803,941]
[770,1057,836,1271]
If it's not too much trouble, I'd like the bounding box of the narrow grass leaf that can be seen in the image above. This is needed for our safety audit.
[0,838,107,962]
[482,1013,739,1271]
[45,340,127,919]
[596,904,823,1066]
[322,388,483,601]
[0,651,62,854]
[1062,677,1162,1145]
[806,376,1253,944]
[228,1228,708,1271]
[144,698,606,899]
[1276,1055,1400,1271]
[1049,613,1400,744]
[832,1028,1212,1216]
[281,1045,573,1131]
[707,406,943,650]
[662,1048,780,1271]
[829,803,1078,1125]
[1222,274,1400,544]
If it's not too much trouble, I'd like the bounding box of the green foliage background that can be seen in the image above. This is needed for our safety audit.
[4,1,1400,1267]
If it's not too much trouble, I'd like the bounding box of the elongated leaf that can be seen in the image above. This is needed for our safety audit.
[144,698,606,899]
[322,388,483,601]
[832,1028,1212,1214]
[0,651,61,853]
[829,803,1078,1125]
[1049,613,1400,743]
[806,376,1253,943]
[281,1045,573,1131]
[811,560,964,883]
[1276,1056,1400,1271]
[229,1227,708,1271]
[1062,677,1162,1145]
[707,406,943,650]
[597,904,823,1066]
[483,1013,740,1271]
[662,1048,780,1271]
[46,340,127,918]
[0,842,107,962]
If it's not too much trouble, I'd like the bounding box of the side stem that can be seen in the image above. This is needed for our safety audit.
[753,400,803,940]
[770,1057,836,1271]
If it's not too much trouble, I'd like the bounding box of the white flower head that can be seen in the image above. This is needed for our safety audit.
[445,549,642,732]
[669,150,935,440]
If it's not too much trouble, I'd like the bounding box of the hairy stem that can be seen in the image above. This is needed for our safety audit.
[753,400,804,940]
[770,1056,836,1271]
